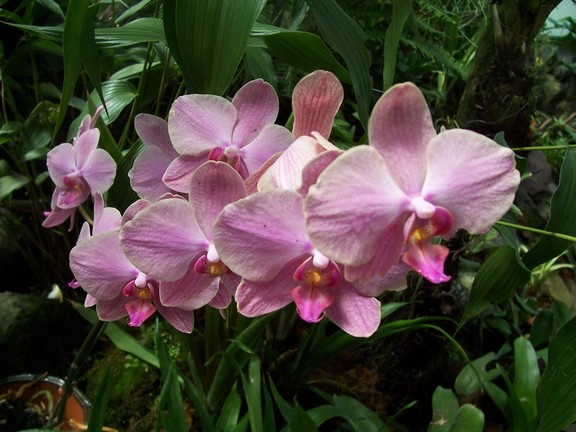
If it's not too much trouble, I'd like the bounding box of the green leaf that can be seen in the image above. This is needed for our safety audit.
[290,404,318,432]
[305,0,373,130]
[215,383,242,431]
[536,316,576,432]
[383,0,413,91]
[88,80,138,125]
[331,395,389,431]
[244,46,277,88]
[96,18,166,47]
[74,305,159,368]
[86,370,112,432]
[54,0,88,138]
[207,314,275,412]
[429,387,459,431]
[163,0,267,95]
[460,245,530,326]
[241,355,264,432]
[36,0,65,20]
[80,8,105,114]
[454,352,501,396]
[0,174,30,200]
[261,31,351,83]
[512,337,539,429]
[450,404,484,432]
[523,148,576,269]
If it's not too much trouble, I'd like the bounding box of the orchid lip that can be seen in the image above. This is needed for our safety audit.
[409,196,436,219]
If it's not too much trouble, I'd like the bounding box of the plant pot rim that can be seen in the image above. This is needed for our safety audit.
[0,373,91,430]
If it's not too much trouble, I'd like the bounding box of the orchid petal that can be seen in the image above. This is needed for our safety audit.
[159,263,220,310]
[189,161,247,239]
[291,284,334,323]
[82,148,117,193]
[168,94,236,155]
[298,149,341,196]
[95,295,130,321]
[120,199,209,281]
[354,262,410,296]
[208,279,235,310]
[235,260,301,316]
[125,298,156,327]
[231,79,279,147]
[213,190,313,281]
[402,241,451,284]
[258,136,321,192]
[74,128,100,168]
[121,199,152,225]
[163,154,208,193]
[241,124,294,175]
[422,129,520,234]
[342,216,406,282]
[245,152,282,195]
[326,282,381,337]
[47,143,76,187]
[155,302,195,333]
[369,82,436,195]
[134,113,177,158]
[129,145,174,201]
[56,177,90,208]
[70,230,137,300]
[92,193,122,234]
[305,145,408,266]
[292,70,344,139]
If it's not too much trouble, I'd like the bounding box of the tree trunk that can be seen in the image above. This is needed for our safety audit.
[456,0,562,147]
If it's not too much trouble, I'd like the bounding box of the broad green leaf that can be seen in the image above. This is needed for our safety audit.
[268,376,294,423]
[460,245,530,325]
[450,404,484,432]
[207,314,275,411]
[383,0,413,91]
[87,370,112,432]
[88,80,138,125]
[0,174,30,201]
[523,148,576,269]
[36,0,65,20]
[74,305,159,368]
[495,209,521,249]
[54,0,88,138]
[115,0,155,24]
[80,8,105,114]
[512,337,539,429]
[429,387,459,431]
[163,0,267,95]
[331,395,389,431]
[182,376,214,432]
[20,103,53,161]
[245,46,277,88]
[305,0,372,130]
[536,316,576,432]
[215,383,242,431]
[261,31,351,83]
[96,18,166,47]
[290,404,318,432]
[241,355,264,432]
[454,352,500,396]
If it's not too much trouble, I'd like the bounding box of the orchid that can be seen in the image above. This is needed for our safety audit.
[69,196,195,333]
[162,79,293,192]
[128,113,178,201]
[305,82,520,284]
[257,70,344,192]
[213,189,381,337]
[43,109,116,229]
[120,161,246,311]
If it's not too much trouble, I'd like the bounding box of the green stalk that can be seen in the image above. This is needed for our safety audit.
[49,320,108,428]
[496,220,576,243]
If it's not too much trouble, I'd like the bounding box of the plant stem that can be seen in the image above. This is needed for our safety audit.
[49,320,107,428]
[513,145,576,151]
[496,220,576,243]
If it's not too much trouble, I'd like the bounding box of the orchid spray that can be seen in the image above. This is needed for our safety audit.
[43,71,521,429]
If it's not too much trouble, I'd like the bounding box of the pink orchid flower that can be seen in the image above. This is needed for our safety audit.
[213,189,381,337]
[120,161,246,311]
[69,196,195,332]
[128,113,178,201]
[43,107,115,229]
[305,82,520,284]
[256,70,344,192]
[162,79,293,192]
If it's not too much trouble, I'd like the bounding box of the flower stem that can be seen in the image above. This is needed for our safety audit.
[49,320,107,428]
[496,220,576,243]
[513,145,576,151]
